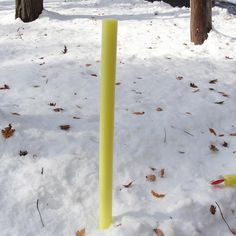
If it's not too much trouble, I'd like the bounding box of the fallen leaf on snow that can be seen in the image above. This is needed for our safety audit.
[176,76,183,80]
[159,168,165,178]
[154,228,165,236]
[146,175,156,182]
[150,167,156,171]
[209,79,218,84]
[214,101,224,105]
[0,84,10,90]
[90,73,97,77]
[219,134,225,137]
[54,108,64,112]
[209,128,217,136]
[1,124,15,139]
[115,82,122,85]
[230,133,236,136]
[225,56,233,60]
[190,82,198,88]
[222,141,228,148]
[59,125,71,131]
[85,64,92,67]
[132,111,145,115]
[193,89,200,93]
[156,107,163,112]
[218,91,230,97]
[210,205,216,215]
[49,103,56,107]
[62,45,68,54]
[151,190,165,198]
[11,112,21,116]
[76,228,85,236]
[73,116,81,120]
[123,181,133,188]
[19,150,28,156]
[209,144,219,152]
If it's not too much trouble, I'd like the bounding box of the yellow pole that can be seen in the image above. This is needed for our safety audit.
[99,19,118,230]
[224,174,236,186]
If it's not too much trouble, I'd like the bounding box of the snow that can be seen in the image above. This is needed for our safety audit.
[0,0,236,235]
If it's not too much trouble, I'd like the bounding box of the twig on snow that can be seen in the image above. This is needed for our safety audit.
[164,128,167,143]
[215,201,235,235]
[37,199,45,227]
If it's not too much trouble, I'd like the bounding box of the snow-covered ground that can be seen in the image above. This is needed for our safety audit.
[0,0,236,235]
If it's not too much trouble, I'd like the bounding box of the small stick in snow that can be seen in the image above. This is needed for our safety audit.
[41,168,44,175]
[215,201,236,235]
[184,130,194,136]
[164,128,167,143]
[36,199,45,227]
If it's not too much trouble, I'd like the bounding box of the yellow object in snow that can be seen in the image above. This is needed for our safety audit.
[224,174,236,186]
[99,19,118,230]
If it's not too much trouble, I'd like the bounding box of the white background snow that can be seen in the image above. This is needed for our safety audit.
[0,0,236,235]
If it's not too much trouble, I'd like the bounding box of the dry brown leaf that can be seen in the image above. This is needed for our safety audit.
[59,125,71,131]
[49,103,56,107]
[73,116,81,120]
[176,76,183,80]
[210,205,216,215]
[19,150,28,156]
[159,168,165,178]
[76,228,85,236]
[146,174,156,182]
[230,133,236,136]
[154,228,165,236]
[11,112,21,116]
[156,107,163,112]
[132,111,145,115]
[209,79,218,84]
[218,91,230,97]
[225,56,233,60]
[185,112,192,115]
[190,82,198,88]
[85,64,92,67]
[62,45,68,54]
[209,128,217,136]
[1,124,15,139]
[123,181,133,188]
[222,141,228,148]
[214,101,224,105]
[54,108,64,112]
[210,144,219,152]
[151,190,165,199]
[90,73,98,77]
[0,84,10,90]
[115,82,122,85]
[193,89,200,93]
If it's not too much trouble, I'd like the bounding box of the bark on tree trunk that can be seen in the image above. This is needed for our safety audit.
[206,0,212,33]
[190,0,208,45]
[15,0,43,22]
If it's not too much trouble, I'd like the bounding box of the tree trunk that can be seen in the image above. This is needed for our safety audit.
[206,0,212,33]
[15,0,43,22]
[190,0,208,45]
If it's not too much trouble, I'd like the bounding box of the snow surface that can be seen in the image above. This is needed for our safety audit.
[0,0,236,235]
